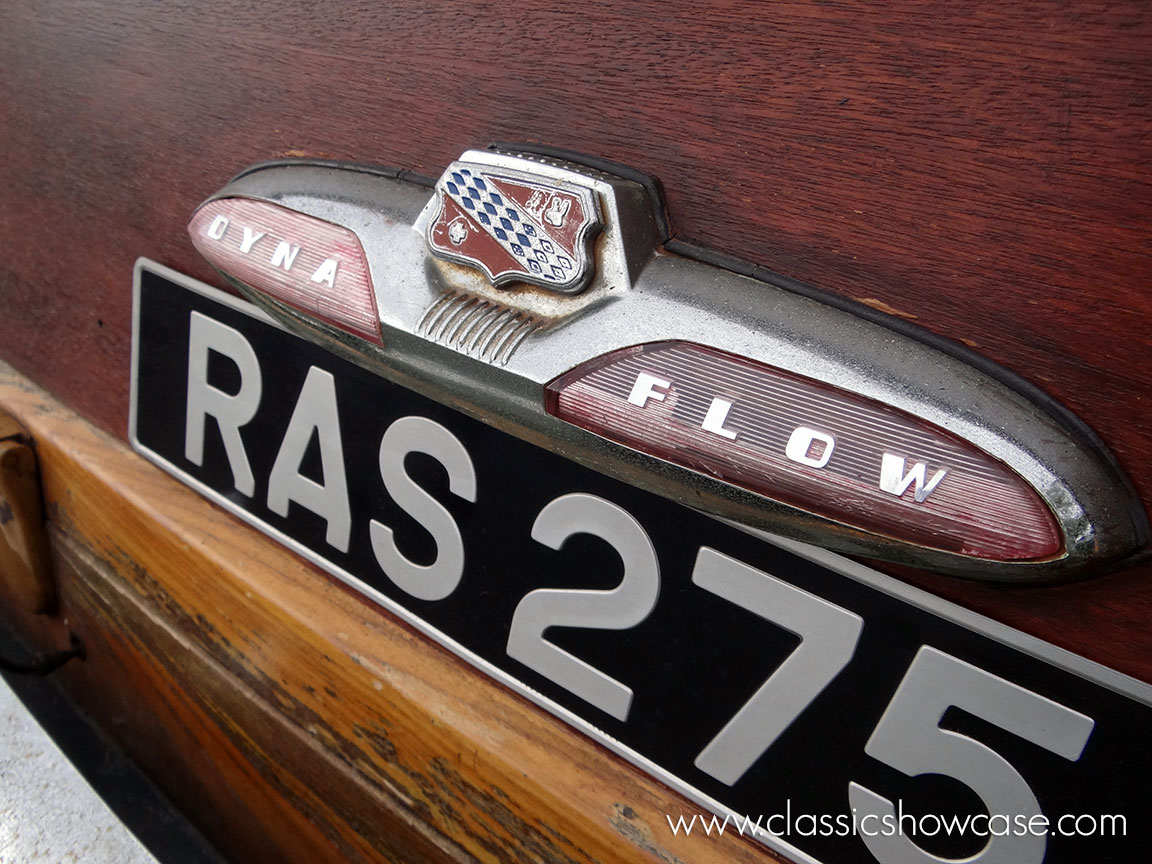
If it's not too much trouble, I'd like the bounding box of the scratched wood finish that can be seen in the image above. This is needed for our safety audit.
[0,9,1148,669]
[0,366,777,864]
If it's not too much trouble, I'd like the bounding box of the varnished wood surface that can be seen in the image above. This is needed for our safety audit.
[0,364,779,863]
[0,6,1148,680]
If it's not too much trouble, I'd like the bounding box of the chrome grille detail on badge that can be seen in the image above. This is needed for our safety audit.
[417,291,543,366]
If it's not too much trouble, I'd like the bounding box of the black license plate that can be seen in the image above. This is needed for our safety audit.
[131,260,1149,864]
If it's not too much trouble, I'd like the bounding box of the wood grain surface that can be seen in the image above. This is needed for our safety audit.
[0,7,1148,674]
[0,364,782,864]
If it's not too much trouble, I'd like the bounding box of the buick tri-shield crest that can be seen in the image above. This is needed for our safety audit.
[426,158,602,293]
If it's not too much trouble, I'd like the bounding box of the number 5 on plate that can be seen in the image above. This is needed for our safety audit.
[850,646,1095,864]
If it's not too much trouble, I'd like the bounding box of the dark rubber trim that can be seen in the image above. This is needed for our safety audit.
[228,159,435,189]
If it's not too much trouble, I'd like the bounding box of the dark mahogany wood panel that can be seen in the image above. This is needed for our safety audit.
[0,1,1149,673]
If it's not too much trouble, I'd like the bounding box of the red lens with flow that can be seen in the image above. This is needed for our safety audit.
[546,342,1062,560]
[189,197,381,343]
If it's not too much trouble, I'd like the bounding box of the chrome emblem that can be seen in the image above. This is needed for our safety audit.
[186,151,1149,582]
[426,158,602,293]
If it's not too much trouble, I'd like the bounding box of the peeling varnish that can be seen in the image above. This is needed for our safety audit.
[854,297,919,319]
[609,802,691,864]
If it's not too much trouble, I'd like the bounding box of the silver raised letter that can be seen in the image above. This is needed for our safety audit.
[310,258,339,287]
[370,416,477,601]
[785,426,836,468]
[627,372,672,408]
[880,454,948,503]
[270,240,300,271]
[239,226,266,254]
[701,397,738,440]
[184,311,261,497]
[206,214,229,240]
[267,366,351,552]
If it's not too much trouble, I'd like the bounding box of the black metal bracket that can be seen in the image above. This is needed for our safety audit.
[0,632,85,676]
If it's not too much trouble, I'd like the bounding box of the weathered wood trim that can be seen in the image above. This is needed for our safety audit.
[0,363,778,862]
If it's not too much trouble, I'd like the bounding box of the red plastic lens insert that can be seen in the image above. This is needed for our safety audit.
[189,198,381,342]
[546,343,1062,560]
